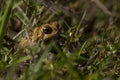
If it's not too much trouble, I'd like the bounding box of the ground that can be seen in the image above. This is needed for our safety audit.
[0,0,120,80]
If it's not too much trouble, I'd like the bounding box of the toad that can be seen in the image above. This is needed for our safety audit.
[19,22,59,47]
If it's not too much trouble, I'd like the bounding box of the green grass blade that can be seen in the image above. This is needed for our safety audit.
[0,0,14,47]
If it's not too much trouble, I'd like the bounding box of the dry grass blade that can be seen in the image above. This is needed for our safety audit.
[91,0,114,16]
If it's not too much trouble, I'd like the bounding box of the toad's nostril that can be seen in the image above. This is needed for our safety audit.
[42,26,53,34]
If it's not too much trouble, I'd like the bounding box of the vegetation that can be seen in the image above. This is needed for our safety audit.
[0,0,120,80]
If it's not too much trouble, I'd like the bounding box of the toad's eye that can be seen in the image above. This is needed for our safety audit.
[42,26,53,34]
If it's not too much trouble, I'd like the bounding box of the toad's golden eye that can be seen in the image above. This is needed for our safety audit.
[42,26,53,34]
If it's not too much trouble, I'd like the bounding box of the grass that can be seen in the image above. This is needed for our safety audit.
[0,0,120,80]
[0,0,13,47]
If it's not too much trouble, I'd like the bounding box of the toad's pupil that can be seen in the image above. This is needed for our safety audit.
[43,26,53,34]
